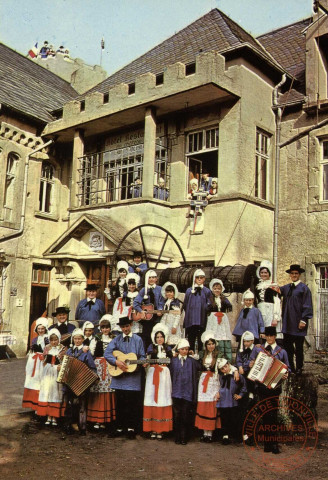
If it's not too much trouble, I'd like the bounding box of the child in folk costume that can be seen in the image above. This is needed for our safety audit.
[143,324,173,439]
[169,338,202,445]
[87,317,116,430]
[22,318,49,411]
[235,330,255,400]
[160,282,182,348]
[82,321,96,350]
[235,330,256,442]
[206,278,232,361]
[112,273,141,335]
[63,328,97,436]
[111,260,129,300]
[133,269,164,349]
[232,289,264,345]
[128,251,148,275]
[36,328,65,425]
[183,269,213,351]
[216,358,247,445]
[195,332,220,442]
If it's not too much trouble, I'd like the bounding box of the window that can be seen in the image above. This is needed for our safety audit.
[3,152,19,221]
[185,62,196,76]
[187,127,219,154]
[32,265,51,285]
[255,129,271,200]
[317,265,328,349]
[39,162,54,213]
[321,141,328,201]
[78,141,171,206]
[154,142,171,201]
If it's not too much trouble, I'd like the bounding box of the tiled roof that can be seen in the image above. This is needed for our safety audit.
[79,8,282,99]
[257,18,312,104]
[0,42,77,123]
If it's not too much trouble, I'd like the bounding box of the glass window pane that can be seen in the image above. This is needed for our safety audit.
[323,164,328,200]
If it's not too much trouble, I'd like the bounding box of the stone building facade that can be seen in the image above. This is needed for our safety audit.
[1,3,328,355]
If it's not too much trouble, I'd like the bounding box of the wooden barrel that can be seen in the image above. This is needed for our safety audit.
[156,264,257,293]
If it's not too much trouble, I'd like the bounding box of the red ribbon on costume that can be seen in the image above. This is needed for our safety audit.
[97,357,108,380]
[51,356,56,366]
[128,306,133,318]
[152,364,163,404]
[31,353,43,377]
[117,298,124,314]
[202,371,213,393]
[214,312,224,324]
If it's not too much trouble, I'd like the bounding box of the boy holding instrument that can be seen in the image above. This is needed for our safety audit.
[104,316,146,439]
[133,270,164,349]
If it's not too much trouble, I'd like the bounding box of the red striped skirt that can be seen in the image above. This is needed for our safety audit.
[22,388,39,411]
[87,392,116,423]
[195,401,221,430]
[36,401,63,418]
[143,405,173,433]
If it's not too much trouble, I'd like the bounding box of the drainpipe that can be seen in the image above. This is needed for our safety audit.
[272,74,286,283]
[0,139,53,242]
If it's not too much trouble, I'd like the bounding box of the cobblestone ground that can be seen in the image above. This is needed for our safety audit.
[0,359,327,480]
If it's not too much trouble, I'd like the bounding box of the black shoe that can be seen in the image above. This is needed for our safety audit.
[64,426,75,435]
[175,439,181,444]
[222,436,230,445]
[181,440,187,445]
[264,444,272,452]
[271,445,281,454]
[126,430,136,440]
[79,430,86,436]
[200,435,206,442]
[245,436,254,446]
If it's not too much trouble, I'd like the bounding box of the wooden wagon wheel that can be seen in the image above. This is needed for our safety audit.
[110,224,186,283]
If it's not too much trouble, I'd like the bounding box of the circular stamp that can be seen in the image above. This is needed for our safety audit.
[243,396,318,472]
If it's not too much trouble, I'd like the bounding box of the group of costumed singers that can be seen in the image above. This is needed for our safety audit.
[22,255,313,453]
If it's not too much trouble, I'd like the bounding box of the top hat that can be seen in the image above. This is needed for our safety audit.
[84,284,100,291]
[52,306,70,316]
[264,326,277,336]
[117,316,133,327]
[285,264,305,274]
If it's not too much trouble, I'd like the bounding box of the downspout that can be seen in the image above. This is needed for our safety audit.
[272,74,286,283]
[0,139,53,242]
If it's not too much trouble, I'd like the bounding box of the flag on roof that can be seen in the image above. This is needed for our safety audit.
[28,42,38,58]
[101,37,105,49]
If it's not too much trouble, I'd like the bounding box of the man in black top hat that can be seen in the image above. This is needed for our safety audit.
[280,264,313,374]
[75,284,106,328]
[49,306,75,335]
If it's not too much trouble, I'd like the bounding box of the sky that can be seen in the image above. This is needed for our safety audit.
[0,0,313,76]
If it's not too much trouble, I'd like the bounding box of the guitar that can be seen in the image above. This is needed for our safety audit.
[132,303,180,321]
[108,350,171,377]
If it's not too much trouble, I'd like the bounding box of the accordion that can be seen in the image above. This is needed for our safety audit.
[57,355,99,396]
[248,351,287,389]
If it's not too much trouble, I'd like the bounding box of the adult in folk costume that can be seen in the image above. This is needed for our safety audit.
[183,269,214,352]
[75,284,106,328]
[49,306,75,336]
[104,316,146,439]
[255,260,282,338]
[280,264,313,374]
[143,324,173,439]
